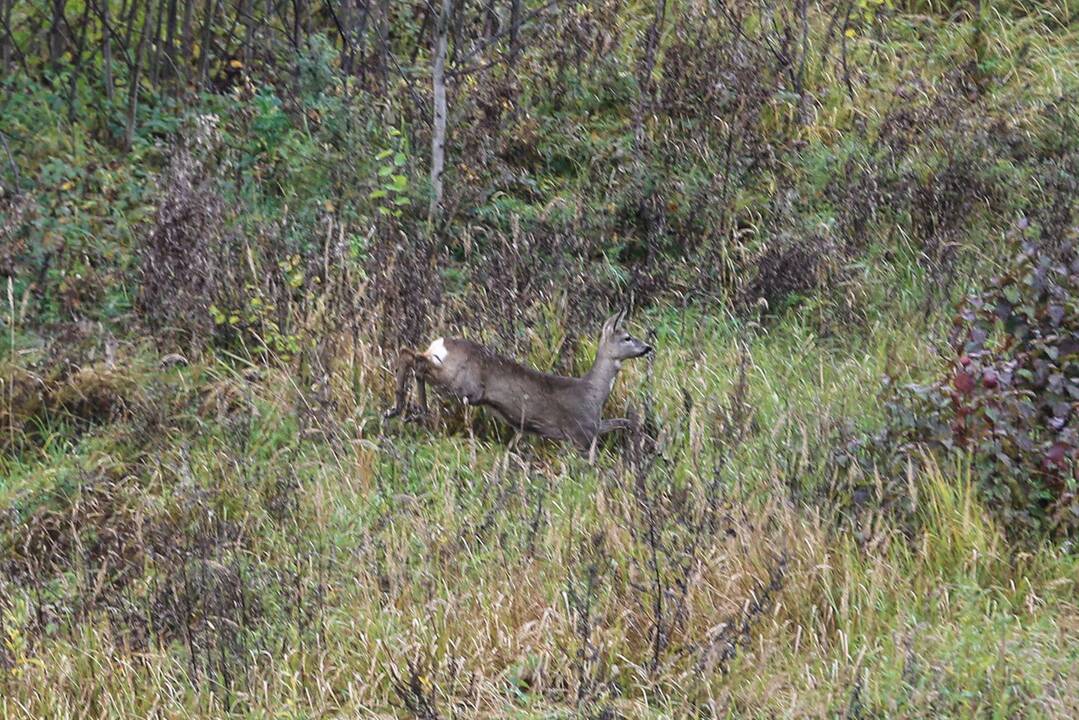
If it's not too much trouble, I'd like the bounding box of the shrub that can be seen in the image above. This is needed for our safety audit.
[136,116,229,347]
[843,220,1078,539]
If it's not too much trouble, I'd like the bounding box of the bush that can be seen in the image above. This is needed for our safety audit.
[843,219,1078,539]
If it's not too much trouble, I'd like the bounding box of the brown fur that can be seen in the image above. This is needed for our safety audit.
[384,311,651,452]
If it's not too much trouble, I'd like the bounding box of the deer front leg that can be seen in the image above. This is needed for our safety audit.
[598,418,633,435]
[383,350,417,419]
[579,420,632,464]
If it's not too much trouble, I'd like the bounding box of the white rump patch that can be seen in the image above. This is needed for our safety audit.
[424,337,449,366]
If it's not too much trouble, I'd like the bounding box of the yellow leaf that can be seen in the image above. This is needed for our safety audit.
[845,28,857,39]
[60,181,74,191]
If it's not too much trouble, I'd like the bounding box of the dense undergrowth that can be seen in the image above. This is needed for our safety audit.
[1,1,1078,717]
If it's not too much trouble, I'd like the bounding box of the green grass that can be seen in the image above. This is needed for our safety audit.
[2,299,1076,718]
[3,3,1078,717]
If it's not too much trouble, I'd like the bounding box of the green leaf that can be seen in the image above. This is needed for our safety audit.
[394,152,407,166]
[378,165,393,177]
[393,196,411,206]
[390,174,408,191]
[369,189,388,199]
[376,149,393,160]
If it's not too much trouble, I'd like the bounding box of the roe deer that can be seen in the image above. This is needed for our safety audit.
[383,309,652,453]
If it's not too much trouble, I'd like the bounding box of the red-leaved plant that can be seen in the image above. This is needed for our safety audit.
[945,220,1078,536]
[844,220,1077,540]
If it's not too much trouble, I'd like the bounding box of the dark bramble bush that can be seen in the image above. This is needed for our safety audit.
[842,220,1078,539]
[949,223,1079,536]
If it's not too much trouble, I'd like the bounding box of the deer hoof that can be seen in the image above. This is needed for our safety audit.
[405,407,428,422]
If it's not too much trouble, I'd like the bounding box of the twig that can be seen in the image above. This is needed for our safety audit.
[0,130,19,191]
[7,276,15,450]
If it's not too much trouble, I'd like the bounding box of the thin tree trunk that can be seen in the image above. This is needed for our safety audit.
[408,5,431,66]
[376,0,389,90]
[123,0,140,55]
[240,0,253,69]
[150,0,165,86]
[125,0,151,151]
[66,1,93,120]
[181,0,194,86]
[1,0,9,73]
[102,0,115,102]
[796,0,809,124]
[0,0,27,76]
[484,0,497,38]
[49,0,66,66]
[217,0,244,61]
[449,0,465,64]
[634,0,667,152]
[509,0,520,66]
[292,0,303,50]
[338,0,352,75]
[429,0,452,226]
[354,0,370,82]
[163,0,177,86]
[292,0,305,91]
[199,0,219,89]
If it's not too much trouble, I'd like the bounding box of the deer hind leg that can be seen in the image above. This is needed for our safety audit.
[384,350,419,419]
[414,360,430,416]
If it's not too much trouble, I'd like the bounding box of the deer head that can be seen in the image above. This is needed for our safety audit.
[597,309,652,362]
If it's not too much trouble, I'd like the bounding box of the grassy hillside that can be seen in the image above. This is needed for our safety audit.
[2,1,1078,717]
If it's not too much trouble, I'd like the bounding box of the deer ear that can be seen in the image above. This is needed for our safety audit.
[602,311,621,336]
[616,308,629,329]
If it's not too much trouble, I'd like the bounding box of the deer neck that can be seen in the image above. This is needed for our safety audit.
[583,354,622,409]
